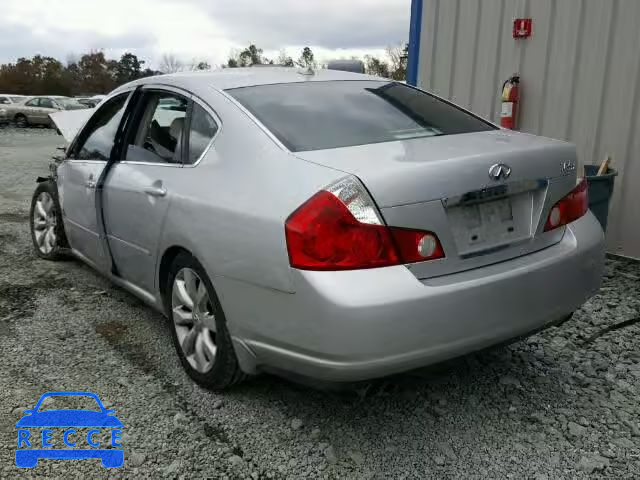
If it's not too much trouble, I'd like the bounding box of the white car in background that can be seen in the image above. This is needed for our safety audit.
[3,96,87,127]
[0,94,30,124]
[0,94,29,105]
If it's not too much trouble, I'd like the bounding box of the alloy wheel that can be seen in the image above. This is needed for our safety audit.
[32,192,57,254]
[171,268,217,373]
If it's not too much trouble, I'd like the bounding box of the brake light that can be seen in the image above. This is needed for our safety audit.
[544,178,588,231]
[285,177,444,270]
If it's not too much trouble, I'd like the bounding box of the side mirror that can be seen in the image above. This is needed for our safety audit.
[23,409,35,415]
[104,409,115,415]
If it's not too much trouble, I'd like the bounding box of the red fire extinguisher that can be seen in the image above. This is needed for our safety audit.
[500,74,520,129]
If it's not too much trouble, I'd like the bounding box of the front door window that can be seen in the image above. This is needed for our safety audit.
[75,94,129,161]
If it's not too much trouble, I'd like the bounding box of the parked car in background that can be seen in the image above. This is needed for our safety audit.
[36,68,604,390]
[90,94,106,103]
[75,97,101,108]
[0,94,30,124]
[56,98,88,111]
[4,96,88,127]
[0,94,29,105]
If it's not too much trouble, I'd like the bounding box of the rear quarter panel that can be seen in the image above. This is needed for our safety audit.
[156,88,345,295]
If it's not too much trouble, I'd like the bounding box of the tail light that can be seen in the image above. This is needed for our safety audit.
[544,178,588,231]
[285,176,444,270]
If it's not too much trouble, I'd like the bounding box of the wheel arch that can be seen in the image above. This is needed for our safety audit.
[158,244,256,382]
[157,245,193,307]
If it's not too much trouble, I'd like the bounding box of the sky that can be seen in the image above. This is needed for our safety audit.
[0,0,411,68]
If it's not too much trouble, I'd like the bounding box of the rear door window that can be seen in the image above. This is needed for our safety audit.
[186,103,218,164]
[227,80,495,152]
[125,91,188,164]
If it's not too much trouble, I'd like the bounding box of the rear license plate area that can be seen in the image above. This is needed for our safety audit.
[447,196,527,255]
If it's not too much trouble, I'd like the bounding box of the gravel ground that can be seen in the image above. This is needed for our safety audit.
[0,126,639,479]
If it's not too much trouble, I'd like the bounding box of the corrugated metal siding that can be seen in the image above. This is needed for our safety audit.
[416,0,640,258]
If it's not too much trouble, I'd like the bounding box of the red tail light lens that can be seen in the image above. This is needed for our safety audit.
[285,177,444,270]
[390,229,445,264]
[285,191,399,270]
[544,178,589,231]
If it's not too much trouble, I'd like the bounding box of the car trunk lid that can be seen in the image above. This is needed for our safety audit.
[294,130,578,278]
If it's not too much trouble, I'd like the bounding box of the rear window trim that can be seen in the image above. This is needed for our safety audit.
[225,80,497,152]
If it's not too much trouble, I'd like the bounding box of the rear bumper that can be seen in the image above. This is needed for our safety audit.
[15,449,124,468]
[221,212,605,382]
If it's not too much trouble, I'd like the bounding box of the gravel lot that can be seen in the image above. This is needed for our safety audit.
[0,126,639,479]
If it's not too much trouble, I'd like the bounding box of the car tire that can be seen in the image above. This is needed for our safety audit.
[165,252,246,390]
[14,114,28,128]
[14,450,38,468]
[100,450,124,468]
[29,180,68,260]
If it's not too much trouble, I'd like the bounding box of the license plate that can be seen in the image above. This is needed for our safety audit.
[448,198,516,250]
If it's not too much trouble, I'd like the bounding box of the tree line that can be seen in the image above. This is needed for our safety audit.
[0,52,157,96]
[223,44,408,80]
[0,44,407,96]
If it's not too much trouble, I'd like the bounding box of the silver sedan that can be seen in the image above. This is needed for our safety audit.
[32,68,605,390]
[6,96,86,127]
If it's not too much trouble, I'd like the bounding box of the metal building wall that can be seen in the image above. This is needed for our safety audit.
[412,0,640,258]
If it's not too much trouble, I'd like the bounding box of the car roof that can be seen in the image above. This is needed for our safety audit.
[117,67,385,95]
[36,390,101,401]
[25,95,66,99]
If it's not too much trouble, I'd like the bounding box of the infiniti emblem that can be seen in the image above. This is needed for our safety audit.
[488,163,512,181]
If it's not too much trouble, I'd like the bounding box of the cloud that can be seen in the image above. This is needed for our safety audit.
[203,0,410,49]
[0,0,410,67]
[0,26,155,64]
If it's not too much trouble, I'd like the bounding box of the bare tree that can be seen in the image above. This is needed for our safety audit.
[296,47,316,69]
[225,44,272,67]
[66,53,79,67]
[239,44,264,66]
[277,49,294,67]
[189,60,211,71]
[364,55,390,78]
[386,43,408,81]
[159,53,183,73]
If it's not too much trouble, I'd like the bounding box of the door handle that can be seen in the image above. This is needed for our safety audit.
[144,186,167,197]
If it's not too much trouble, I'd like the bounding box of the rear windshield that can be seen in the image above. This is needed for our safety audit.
[227,80,495,152]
